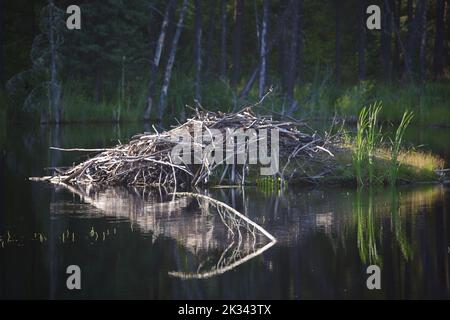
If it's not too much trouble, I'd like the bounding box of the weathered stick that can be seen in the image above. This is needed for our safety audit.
[50,147,114,152]
[172,192,276,242]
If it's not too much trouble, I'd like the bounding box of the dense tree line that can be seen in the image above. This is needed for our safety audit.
[0,0,449,123]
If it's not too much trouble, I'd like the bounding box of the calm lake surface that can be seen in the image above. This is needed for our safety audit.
[1,122,449,299]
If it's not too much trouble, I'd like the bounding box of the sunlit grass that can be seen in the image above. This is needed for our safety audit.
[389,110,414,185]
[352,102,382,186]
[336,143,444,184]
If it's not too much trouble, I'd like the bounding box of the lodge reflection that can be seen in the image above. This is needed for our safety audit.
[50,184,275,279]
[51,183,447,268]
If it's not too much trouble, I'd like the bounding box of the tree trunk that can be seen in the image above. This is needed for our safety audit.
[204,2,217,76]
[297,0,304,85]
[48,0,61,124]
[258,0,268,98]
[286,0,299,104]
[194,0,202,101]
[358,0,366,81]
[240,2,293,97]
[418,0,427,82]
[393,0,401,78]
[386,0,413,81]
[334,0,342,84]
[219,0,227,79]
[404,0,415,81]
[144,0,174,120]
[239,67,258,98]
[381,0,392,81]
[157,0,188,121]
[433,0,446,80]
[230,0,243,88]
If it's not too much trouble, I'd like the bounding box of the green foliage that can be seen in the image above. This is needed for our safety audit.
[334,81,375,114]
[5,1,65,120]
[292,82,450,126]
[256,176,282,194]
[3,0,449,125]
[352,102,382,186]
[64,0,152,92]
[389,110,414,185]
[60,79,145,122]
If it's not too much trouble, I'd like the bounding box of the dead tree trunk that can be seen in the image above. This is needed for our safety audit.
[239,2,293,98]
[144,0,174,120]
[194,0,202,101]
[157,0,188,121]
[258,0,268,98]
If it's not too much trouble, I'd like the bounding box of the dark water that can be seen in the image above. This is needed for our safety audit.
[1,123,449,299]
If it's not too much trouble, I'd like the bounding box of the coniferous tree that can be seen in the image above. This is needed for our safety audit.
[65,0,150,102]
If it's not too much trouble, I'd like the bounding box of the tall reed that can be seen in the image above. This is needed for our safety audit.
[352,102,382,186]
[389,110,414,185]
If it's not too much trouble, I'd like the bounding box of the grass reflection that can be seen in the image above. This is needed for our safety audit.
[353,185,444,267]
[355,188,381,265]
[390,188,413,261]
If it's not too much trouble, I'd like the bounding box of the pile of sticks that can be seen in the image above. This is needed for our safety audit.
[36,107,334,187]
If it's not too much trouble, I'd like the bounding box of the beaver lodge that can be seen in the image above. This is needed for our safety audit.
[32,104,446,188]
[33,107,339,187]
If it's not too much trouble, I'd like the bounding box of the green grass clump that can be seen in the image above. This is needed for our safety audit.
[336,141,444,185]
[352,102,382,186]
[346,103,442,186]
[389,110,414,185]
[256,176,282,194]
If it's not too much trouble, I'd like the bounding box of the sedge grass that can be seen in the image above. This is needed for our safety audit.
[389,110,414,185]
[352,102,382,186]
